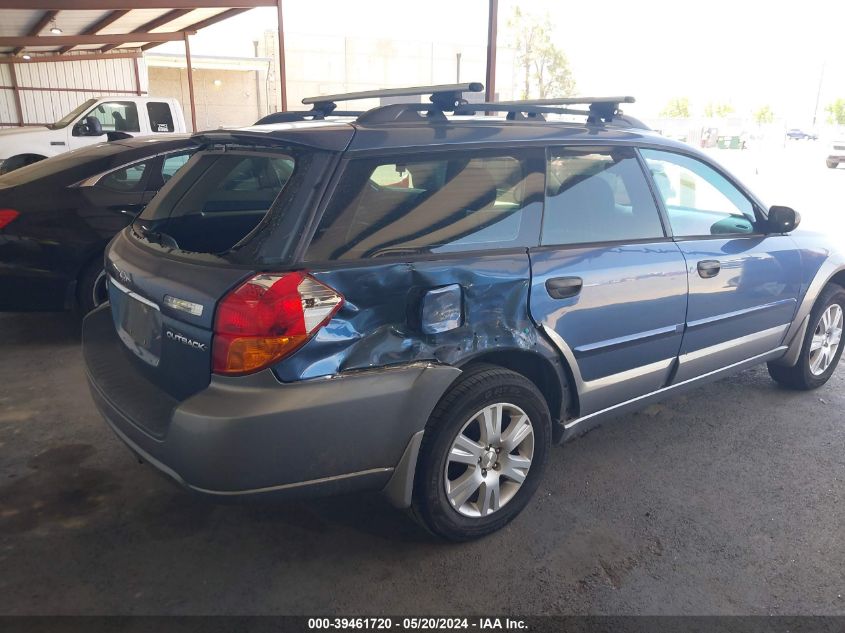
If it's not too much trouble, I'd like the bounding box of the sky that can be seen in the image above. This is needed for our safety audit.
[152,0,845,124]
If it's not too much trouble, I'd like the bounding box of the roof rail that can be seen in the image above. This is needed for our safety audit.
[301,82,484,116]
[456,96,637,125]
[254,110,363,125]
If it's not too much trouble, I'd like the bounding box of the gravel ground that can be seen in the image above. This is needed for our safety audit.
[0,310,843,615]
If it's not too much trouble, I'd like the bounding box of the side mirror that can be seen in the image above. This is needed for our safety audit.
[767,205,801,233]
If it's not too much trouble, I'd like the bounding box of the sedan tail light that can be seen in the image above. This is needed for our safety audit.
[212,271,343,376]
[0,209,19,230]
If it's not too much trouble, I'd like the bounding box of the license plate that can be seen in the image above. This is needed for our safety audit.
[110,278,162,366]
[122,298,155,347]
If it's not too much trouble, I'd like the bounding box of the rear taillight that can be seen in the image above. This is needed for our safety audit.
[0,209,19,230]
[212,271,343,376]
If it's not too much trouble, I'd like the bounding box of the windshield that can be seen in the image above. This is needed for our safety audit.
[49,98,98,130]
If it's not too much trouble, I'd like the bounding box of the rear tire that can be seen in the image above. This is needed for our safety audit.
[411,364,552,541]
[768,284,845,390]
[76,259,108,314]
[0,154,45,174]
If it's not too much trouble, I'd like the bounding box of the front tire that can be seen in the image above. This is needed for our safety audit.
[411,364,552,541]
[0,154,45,175]
[768,284,845,390]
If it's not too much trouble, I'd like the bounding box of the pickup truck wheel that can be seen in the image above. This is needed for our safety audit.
[411,365,551,541]
[768,284,845,389]
[76,259,108,314]
[0,154,45,175]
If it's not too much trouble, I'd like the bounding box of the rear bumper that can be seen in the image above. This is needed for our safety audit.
[83,306,460,503]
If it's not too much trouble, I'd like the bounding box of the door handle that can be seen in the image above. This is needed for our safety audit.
[545,276,583,299]
[697,259,721,279]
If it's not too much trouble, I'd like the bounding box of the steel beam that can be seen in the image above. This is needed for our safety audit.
[0,1,273,8]
[184,31,197,132]
[485,0,498,103]
[0,51,141,64]
[101,8,192,53]
[277,0,286,110]
[139,8,250,51]
[12,10,59,55]
[0,32,194,47]
[59,9,129,53]
[8,61,24,126]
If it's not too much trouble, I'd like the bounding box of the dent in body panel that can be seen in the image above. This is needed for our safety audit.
[272,252,538,381]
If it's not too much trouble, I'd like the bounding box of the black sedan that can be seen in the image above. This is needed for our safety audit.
[0,136,196,313]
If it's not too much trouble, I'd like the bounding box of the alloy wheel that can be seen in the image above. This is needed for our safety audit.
[809,303,843,376]
[444,403,534,518]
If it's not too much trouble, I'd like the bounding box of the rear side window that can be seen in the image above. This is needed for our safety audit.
[147,102,174,133]
[98,161,149,192]
[543,147,665,245]
[305,151,543,261]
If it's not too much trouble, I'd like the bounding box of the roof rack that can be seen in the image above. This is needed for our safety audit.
[301,82,484,116]
[455,96,638,125]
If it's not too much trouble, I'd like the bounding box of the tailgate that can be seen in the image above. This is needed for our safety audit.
[105,228,251,401]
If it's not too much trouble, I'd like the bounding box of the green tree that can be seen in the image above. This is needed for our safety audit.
[753,105,774,125]
[661,97,690,118]
[508,8,576,99]
[704,102,735,118]
[826,99,845,125]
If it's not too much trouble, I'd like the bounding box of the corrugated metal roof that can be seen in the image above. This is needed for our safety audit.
[0,4,270,56]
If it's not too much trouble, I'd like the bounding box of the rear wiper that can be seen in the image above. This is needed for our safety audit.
[133,223,179,249]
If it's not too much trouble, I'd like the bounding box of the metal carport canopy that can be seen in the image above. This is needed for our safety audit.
[0,1,501,128]
[0,0,288,129]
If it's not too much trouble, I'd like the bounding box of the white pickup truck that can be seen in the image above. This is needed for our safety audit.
[0,96,187,174]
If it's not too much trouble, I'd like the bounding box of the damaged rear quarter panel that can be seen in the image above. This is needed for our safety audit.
[271,252,538,381]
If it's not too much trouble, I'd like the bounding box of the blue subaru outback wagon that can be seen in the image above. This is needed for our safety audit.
[83,84,845,540]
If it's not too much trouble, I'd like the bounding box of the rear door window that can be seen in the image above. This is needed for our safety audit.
[147,102,175,133]
[305,150,543,261]
[543,147,666,245]
[146,150,196,190]
[98,161,150,192]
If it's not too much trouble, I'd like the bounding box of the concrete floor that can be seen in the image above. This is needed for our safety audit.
[0,310,843,615]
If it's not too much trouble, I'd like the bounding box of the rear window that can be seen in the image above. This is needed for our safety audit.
[0,143,123,188]
[135,149,296,254]
[305,151,542,261]
[147,102,175,133]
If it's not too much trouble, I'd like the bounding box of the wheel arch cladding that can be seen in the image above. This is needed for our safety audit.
[828,269,845,291]
[456,348,571,424]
